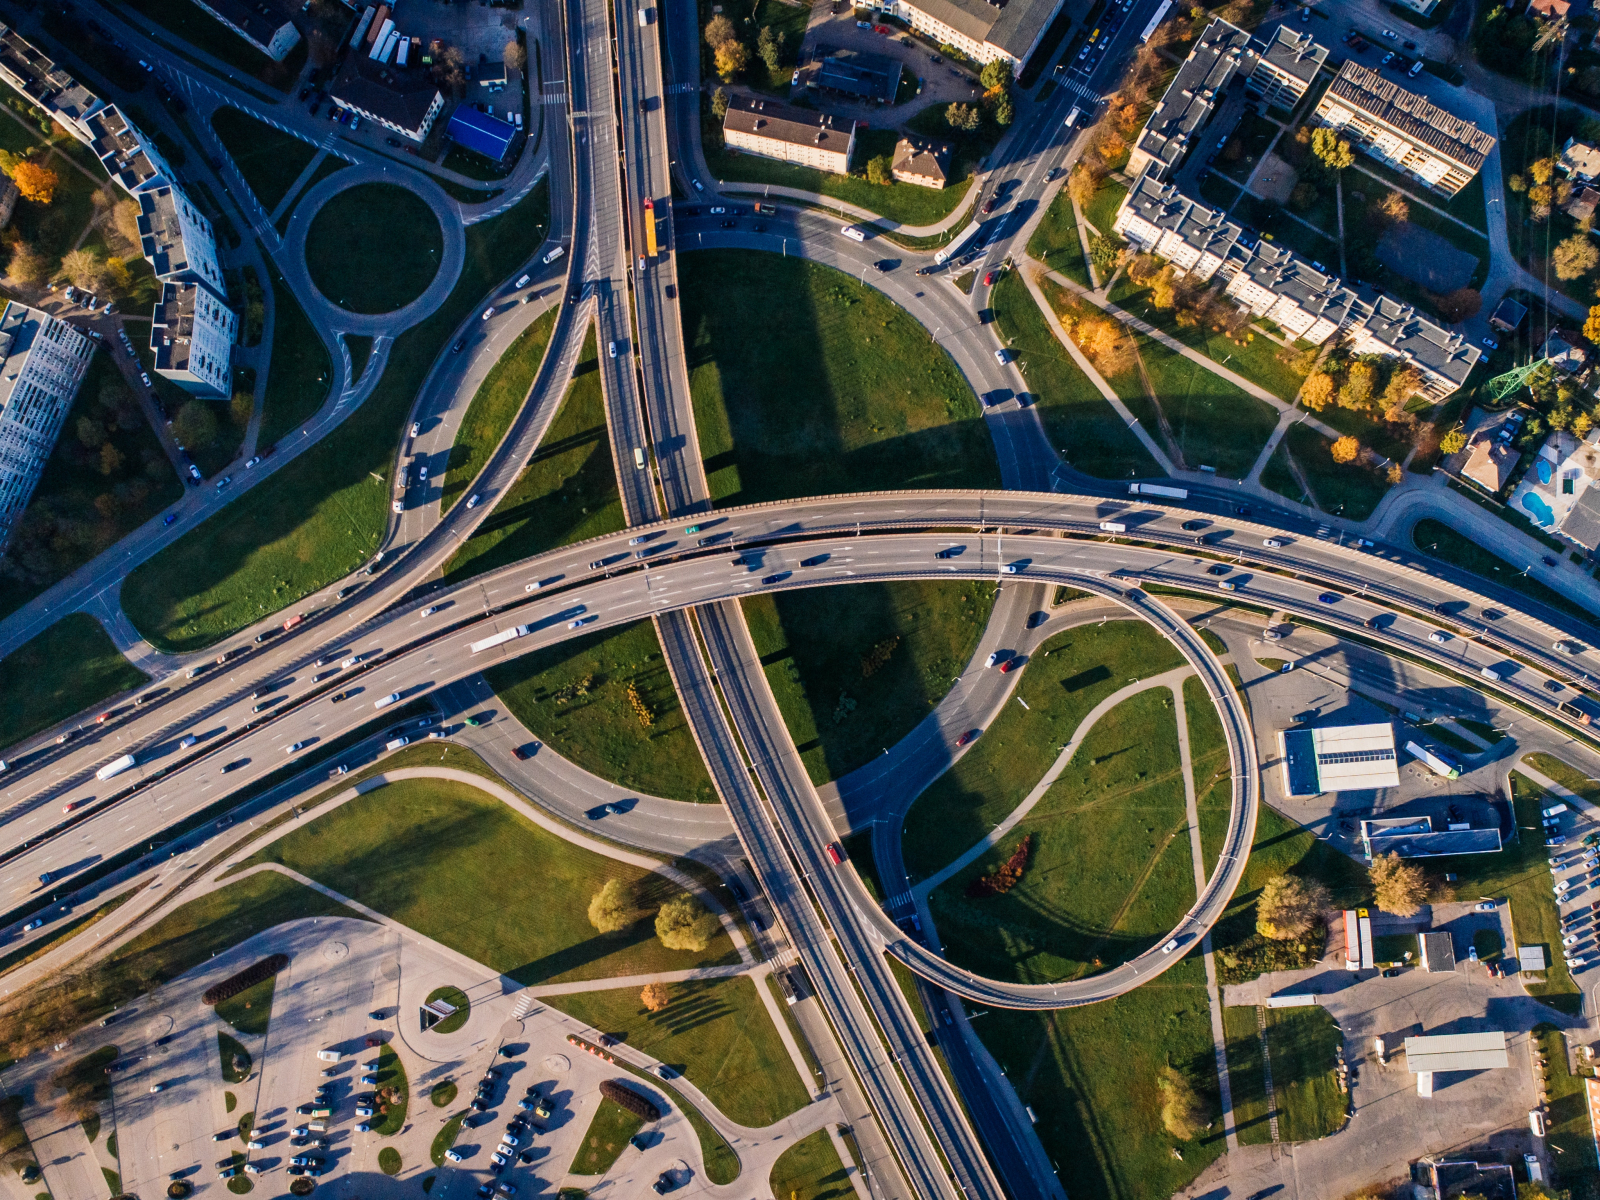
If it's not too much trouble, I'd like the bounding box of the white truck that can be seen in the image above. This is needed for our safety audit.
[542,245,566,265]
[95,753,137,782]
[1128,482,1189,499]
[469,624,533,655]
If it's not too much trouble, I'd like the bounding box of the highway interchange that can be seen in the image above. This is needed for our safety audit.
[5,0,1600,1196]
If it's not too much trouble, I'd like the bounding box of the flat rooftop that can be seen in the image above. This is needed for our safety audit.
[1279,723,1398,795]
[1403,1031,1509,1073]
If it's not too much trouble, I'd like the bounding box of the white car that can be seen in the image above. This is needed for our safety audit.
[356,1106,374,1117]
[1572,956,1589,970]
[361,1073,378,1085]
[355,1122,371,1133]
[1556,878,1575,893]
[467,494,482,509]
[1429,631,1450,644]
[1565,933,1581,946]
[180,734,198,748]
[419,465,428,481]
[410,422,420,438]
[525,581,543,592]
[287,741,307,754]
[1381,27,1398,37]
[292,1127,309,1137]
[491,1154,509,1167]
[515,274,531,288]
[1474,901,1496,912]
[609,340,619,358]
[248,1141,264,1150]
[445,1150,464,1163]
[482,307,495,320]
[985,652,1000,668]
[421,606,438,617]
[244,1165,261,1175]
[994,349,1009,365]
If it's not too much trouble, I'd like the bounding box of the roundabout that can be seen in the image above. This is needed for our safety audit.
[305,183,444,316]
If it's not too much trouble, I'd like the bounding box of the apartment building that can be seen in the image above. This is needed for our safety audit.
[138,186,226,302]
[1113,171,1482,398]
[0,24,105,145]
[87,106,175,195]
[722,95,856,175]
[865,0,1067,76]
[0,302,94,553]
[1247,26,1326,111]
[150,281,237,398]
[187,0,302,61]
[330,53,444,142]
[1312,61,1495,196]
[1127,20,1254,182]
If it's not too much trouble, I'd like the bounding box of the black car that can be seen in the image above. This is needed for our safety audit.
[298,87,311,100]
[1544,556,1558,567]
[719,219,736,228]
[222,759,248,772]
[1182,519,1205,531]
[387,136,403,147]
[452,338,466,353]
[1381,968,1403,977]
[873,260,892,272]
[915,265,935,276]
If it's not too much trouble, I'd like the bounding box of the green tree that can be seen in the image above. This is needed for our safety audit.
[945,102,980,133]
[756,25,783,76]
[1553,233,1600,280]
[979,60,1011,91]
[866,154,893,185]
[1088,232,1123,273]
[655,895,719,951]
[1157,1065,1212,1140]
[992,91,1015,127]
[587,879,634,933]
[1370,851,1428,916]
[704,14,735,45]
[1310,127,1354,170]
[711,86,730,120]
[173,400,218,451]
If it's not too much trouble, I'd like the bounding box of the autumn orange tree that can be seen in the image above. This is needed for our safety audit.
[11,162,57,205]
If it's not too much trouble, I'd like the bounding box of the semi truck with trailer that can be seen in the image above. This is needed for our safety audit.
[1405,740,1461,779]
[95,753,137,781]
[1128,483,1189,499]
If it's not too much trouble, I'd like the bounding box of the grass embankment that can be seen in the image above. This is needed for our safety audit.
[1224,1006,1346,1144]
[1414,519,1600,630]
[1188,675,1233,879]
[485,620,717,803]
[210,109,318,212]
[214,977,274,1036]
[972,953,1224,1197]
[1028,190,1090,288]
[424,986,469,1034]
[122,181,551,651]
[546,977,809,1128]
[257,261,333,447]
[0,350,182,622]
[742,581,996,785]
[768,1130,852,1200]
[1262,423,1391,521]
[305,184,444,315]
[443,327,622,582]
[902,621,1184,880]
[235,777,738,985]
[440,309,558,512]
[569,1099,644,1175]
[0,614,145,751]
[989,274,1158,479]
[0,872,368,1054]
[682,251,1000,505]
[930,689,1196,982]
[1526,753,1600,803]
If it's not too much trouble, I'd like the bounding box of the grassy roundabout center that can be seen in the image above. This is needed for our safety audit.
[305,183,444,314]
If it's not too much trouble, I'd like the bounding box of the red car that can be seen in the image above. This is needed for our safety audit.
[983,270,999,286]
[982,197,998,214]
[999,658,1019,674]
[956,729,979,747]
[825,842,845,865]
[62,801,81,813]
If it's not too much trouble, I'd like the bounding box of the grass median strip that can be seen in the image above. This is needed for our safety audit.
[440,308,558,513]
[682,250,999,505]
[236,775,738,984]
[485,619,717,803]
[211,109,318,212]
[767,1129,852,1200]
[546,977,809,1128]
[742,580,997,785]
[123,181,551,651]
[443,325,621,582]
[258,262,333,448]
[569,1098,644,1175]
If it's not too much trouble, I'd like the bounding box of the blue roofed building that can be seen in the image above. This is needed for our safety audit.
[448,106,517,162]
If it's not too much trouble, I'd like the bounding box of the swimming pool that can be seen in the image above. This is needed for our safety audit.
[1523,491,1556,526]
[1539,460,1554,485]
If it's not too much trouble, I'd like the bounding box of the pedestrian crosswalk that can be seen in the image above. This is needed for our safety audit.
[511,992,536,1020]
[665,81,699,95]
[887,890,914,912]
[542,87,568,103]
[1059,78,1101,105]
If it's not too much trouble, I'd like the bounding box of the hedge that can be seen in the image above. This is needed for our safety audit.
[202,954,289,1006]
[599,1079,661,1122]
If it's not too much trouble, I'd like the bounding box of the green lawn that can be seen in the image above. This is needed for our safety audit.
[1221,1005,1268,1143]
[1372,933,1417,964]
[568,1099,644,1175]
[0,350,183,622]
[210,109,319,212]
[121,182,551,652]
[431,1114,465,1166]
[217,1032,251,1084]
[1189,675,1232,879]
[704,132,974,228]
[484,620,716,803]
[1260,442,1310,507]
[1282,422,1391,521]
[1263,1007,1346,1142]
[1125,335,1279,477]
[0,614,145,751]
[236,776,738,984]
[682,251,1000,506]
[430,1080,458,1107]
[972,954,1223,1197]
[276,154,347,232]
[305,184,444,314]
[424,986,469,1034]
[741,581,996,785]
[0,872,369,1056]
[1535,1025,1600,1184]
[440,309,558,513]
[995,275,1159,479]
[378,1147,401,1175]
[1525,753,1600,804]
[258,262,333,448]
[1413,519,1600,630]
[213,977,274,1036]
[767,1130,852,1200]
[0,891,132,980]
[930,689,1196,982]
[442,327,622,583]
[370,1043,409,1136]
[902,621,1185,881]
[1081,179,1128,237]
[1028,190,1090,288]
[547,977,809,1127]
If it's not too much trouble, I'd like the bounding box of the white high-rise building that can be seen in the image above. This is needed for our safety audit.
[0,303,95,553]
[139,185,225,301]
[151,282,236,398]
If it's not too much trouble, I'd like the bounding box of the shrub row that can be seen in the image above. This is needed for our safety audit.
[202,954,289,1006]
[600,1079,661,1122]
